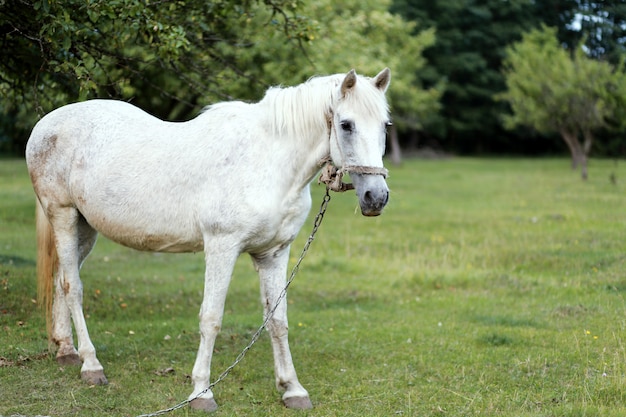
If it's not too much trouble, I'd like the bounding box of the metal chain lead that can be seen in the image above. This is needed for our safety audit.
[136,188,332,417]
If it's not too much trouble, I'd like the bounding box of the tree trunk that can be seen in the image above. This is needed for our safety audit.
[388,124,402,166]
[580,128,595,180]
[582,128,594,155]
[578,152,588,180]
[559,128,584,173]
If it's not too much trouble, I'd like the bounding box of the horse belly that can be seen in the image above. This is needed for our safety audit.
[72,172,205,253]
[84,207,204,253]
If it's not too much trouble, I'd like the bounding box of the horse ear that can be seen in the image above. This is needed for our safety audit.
[372,68,391,92]
[341,69,358,97]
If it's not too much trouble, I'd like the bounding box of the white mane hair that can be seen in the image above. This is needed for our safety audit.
[259,72,390,140]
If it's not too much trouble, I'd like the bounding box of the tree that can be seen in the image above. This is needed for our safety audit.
[498,25,626,179]
[0,0,316,153]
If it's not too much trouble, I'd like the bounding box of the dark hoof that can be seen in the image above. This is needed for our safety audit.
[284,396,313,409]
[81,370,108,385]
[57,353,82,366]
[189,397,219,412]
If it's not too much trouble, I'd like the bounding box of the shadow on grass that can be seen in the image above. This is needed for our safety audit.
[0,254,35,267]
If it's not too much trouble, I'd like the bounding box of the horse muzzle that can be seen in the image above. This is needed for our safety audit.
[350,173,390,216]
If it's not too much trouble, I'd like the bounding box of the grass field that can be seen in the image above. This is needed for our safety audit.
[1,156,626,416]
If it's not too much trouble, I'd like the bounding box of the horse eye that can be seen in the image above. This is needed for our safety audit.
[340,120,354,133]
[385,121,393,127]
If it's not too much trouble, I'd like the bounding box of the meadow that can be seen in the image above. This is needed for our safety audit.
[1,156,626,417]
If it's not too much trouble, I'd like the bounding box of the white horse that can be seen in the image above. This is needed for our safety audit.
[25,68,391,411]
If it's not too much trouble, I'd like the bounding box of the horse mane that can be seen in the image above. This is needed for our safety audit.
[200,72,389,142]
[259,75,339,140]
[260,72,389,140]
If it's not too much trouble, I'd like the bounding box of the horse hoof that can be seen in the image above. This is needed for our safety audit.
[57,353,82,366]
[81,370,108,386]
[189,397,219,412]
[283,396,313,410]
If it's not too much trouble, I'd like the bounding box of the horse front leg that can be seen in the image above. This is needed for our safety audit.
[188,245,239,412]
[253,248,313,409]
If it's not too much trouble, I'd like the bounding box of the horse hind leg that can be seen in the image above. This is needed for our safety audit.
[52,277,82,366]
[35,198,79,366]
[50,207,106,385]
[53,214,98,367]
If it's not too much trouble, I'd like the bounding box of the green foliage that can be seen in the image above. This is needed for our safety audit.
[4,0,625,157]
[389,0,626,155]
[3,157,626,415]
[0,0,439,155]
[499,26,626,135]
[499,26,572,134]
[0,0,317,152]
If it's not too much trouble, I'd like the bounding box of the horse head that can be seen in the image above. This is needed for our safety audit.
[328,68,391,216]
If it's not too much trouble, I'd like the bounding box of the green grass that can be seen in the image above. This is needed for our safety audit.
[1,156,626,416]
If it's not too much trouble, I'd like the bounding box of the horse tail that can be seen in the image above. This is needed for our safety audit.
[36,198,56,338]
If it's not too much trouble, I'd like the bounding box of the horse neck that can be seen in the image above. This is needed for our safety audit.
[260,77,339,185]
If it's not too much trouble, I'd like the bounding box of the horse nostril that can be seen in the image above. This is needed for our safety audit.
[363,189,389,207]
